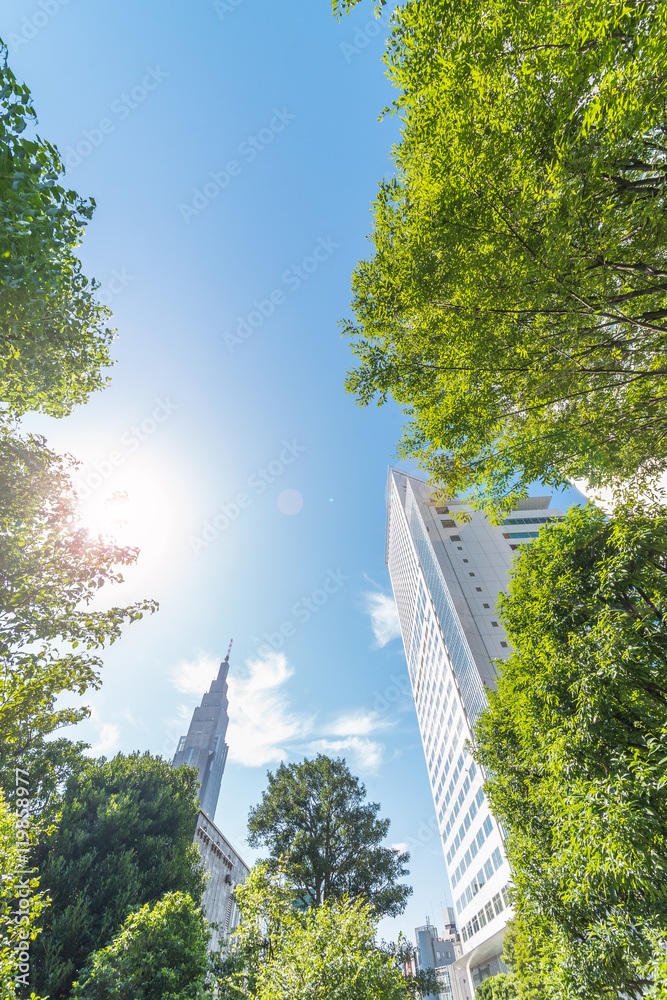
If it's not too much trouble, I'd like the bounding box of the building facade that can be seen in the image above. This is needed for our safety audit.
[173,644,249,947]
[386,469,563,992]
[414,912,461,1000]
[195,810,249,950]
[173,646,231,820]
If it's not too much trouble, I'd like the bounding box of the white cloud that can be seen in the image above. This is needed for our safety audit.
[363,591,401,647]
[171,651,220,695]
[327,709,393,737]
[169,650,395,774]
[90,722,120,757]
[306,736,385,774]
[226,652,314,768]
[391,841,409,854]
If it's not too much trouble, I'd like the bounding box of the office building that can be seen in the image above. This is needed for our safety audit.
[173,642,249,946]
[386,469,564,992]
[173,642,231,820]
[414,913,460,1000]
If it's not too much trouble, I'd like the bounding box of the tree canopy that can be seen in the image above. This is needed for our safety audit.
[474,501,667,998]
[247,754,411,918]
[0,38,114,418]
[0,428,157,780]
[32,752,205,1000]
[334,0,667,513]
[71,892,210,1000]
[217,862,434,1000]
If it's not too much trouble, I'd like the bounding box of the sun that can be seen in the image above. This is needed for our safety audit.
[76,464,175,555]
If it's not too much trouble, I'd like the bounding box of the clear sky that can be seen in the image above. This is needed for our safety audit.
[4,0,585,943]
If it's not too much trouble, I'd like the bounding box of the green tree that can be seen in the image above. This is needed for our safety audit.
[247,754,411,918]
[71,892,210,1000]
[0,39,113,418]
[217,863,434,1000]
[32,752,206,1000]
[0,791,47,1000]
[334,0,667,514]
[475,974,521,1000]
[474,501,667,998]
[0,428,157,784]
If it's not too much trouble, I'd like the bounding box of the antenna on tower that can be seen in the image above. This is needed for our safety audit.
[224,638,233,662]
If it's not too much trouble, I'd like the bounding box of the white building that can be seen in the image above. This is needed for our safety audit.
[386,469,564,994]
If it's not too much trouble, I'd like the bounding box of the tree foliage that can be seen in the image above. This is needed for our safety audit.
[0,791,47,1000]
[0,39,113,418]
[335,0,667,513]
[217,862,431,1000]
[71,892,210,1000]
[0,428,157,775]
[247,754,411,918]
[474,501,667,998]
[32,752,206,1000]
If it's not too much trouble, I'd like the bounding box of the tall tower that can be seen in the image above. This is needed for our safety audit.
[173,642,232,820]
[386,469,564,995]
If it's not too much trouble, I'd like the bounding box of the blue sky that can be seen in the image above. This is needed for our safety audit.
[5,0,585,943]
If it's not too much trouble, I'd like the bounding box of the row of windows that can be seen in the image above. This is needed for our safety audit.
[438,759,473,825]
[444,781,483,847]
[504,531,539,539]
[436,749,463,803]
[501,516,564,525]
[455,847,504,913]
[450,816,494,887]
[460,887,510,943]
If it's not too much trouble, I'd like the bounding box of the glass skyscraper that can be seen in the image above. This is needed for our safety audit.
[386,469,564,994]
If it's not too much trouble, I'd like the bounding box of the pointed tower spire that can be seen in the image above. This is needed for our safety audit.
[172,644,231,820]
[225,638,233,662]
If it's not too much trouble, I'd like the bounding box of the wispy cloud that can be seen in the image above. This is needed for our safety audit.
[90,722,120,757]
[363,591,402,647]
[327,709,393,737]
[171,651,220,694]
[169,650,395,774]
[226,652,313,768]
[305,736,386,774]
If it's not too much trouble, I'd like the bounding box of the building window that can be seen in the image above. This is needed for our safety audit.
[476,587,482,592]
[500,641,508,648]
[485,901,494,922]
[483,603,490,608]
[457,546,463,550]
[441,519,457,528]
[469,573,475,577]
[450,535,461,542]
[436,506,449,514]
[492,621,499,628]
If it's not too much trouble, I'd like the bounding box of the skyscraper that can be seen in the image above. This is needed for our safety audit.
[172,642,249,949]
[173,642,231,820]
[386,469,564,994]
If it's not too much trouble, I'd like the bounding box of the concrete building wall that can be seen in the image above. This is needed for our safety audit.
[195,811,250,952]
